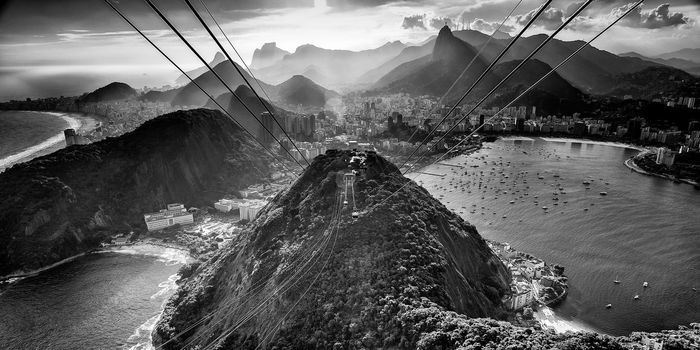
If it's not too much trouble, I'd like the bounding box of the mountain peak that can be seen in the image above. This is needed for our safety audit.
[212,51,225,62]
[251,42,291,69]
[80,82,136,103]
[438,25,453,37]
[433,25,475,63]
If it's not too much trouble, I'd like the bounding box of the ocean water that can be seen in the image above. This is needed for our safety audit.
[0,110,81,172]
[0,111,69,158]
[412,137,700,335]
[0,253,181,350]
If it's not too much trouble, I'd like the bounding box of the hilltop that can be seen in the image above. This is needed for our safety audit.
[79,82,136,103]
[274,74,339,109]
[0,109,273,276]
[154,149,511,349]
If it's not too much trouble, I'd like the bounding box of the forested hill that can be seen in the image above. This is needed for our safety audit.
[0,109,272,276]
[154,149,699,349]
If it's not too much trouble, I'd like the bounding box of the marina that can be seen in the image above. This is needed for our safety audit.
[411,137,700,335]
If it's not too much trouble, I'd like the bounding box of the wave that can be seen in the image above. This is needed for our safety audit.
[0,112,81,169]
[128,272,181,350]
[100,243,191,265]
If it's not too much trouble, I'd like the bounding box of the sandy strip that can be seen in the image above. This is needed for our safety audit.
[100,243,193,265]
[534,306,598,334]
[0,252,88,282]
[539,137,645,151]
[0,112,83,170]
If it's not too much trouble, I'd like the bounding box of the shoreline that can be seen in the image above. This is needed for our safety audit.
[0,252,89,283]
[534,306,598,334]
[1,242,192,284]
[0,110,100,172]
[96,242,193,265]
[625,150,700,187]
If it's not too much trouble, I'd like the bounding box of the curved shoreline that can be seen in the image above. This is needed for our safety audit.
[1,242,192,284]
[0,111,99,172]
[624,150,699,187]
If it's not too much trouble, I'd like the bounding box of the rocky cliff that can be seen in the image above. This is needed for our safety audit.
[153,150,512,349]
[0,109,272,276]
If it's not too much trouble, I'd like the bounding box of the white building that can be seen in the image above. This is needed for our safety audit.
[656,147,677,167]
[214,199,240,213]
[144,203,193,231]
[239,200,266,221]
[641,336,664,350]
[506,279,536,310]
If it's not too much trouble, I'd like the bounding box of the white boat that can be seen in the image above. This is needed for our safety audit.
[634,295,639,300]
[605,304,612,309]
[600,191,608,196]
[643,281,649,288]
[614,276,620,284]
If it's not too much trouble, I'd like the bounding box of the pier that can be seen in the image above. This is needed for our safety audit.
[437,162,465,168]
[416,171,446,177]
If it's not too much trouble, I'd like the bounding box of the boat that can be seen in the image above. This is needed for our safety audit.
[634,295,639,300]
[605,304,612,309]
[614,276,620,284]
[643,281,649,288]
[600,191,608,196]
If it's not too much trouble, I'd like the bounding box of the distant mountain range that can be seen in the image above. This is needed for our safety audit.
[655,48,700,64]
[368,26,583,115]
[142,57,339,113]
[250,41,407,90]
[175,52,226,86]
[620,51,700,76]
[360,26,698,106]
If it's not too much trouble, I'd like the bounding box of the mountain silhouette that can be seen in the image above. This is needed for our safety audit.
[79,82,136,103]
[251,42,291,69]
[175,52,226,86]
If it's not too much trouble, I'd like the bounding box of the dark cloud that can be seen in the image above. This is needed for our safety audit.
[515,7,565,30]
[429,17,454,30]
[0,0,309,41]
[402,14,426,30]
[615,3,689,29]
[327,0,422,9]
[469,18,515,34]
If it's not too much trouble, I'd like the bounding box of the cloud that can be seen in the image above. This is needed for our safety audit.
[565,2,587,17]
[469,18,515,33]
[515,7,565,30]
[429,17,454,30]
[402,14,427,30]
[614,3,689,29]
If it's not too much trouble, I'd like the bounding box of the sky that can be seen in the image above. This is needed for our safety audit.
[0,0,698,100]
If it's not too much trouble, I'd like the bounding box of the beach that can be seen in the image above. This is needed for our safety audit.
[534,306,597,334]
[99,242,193,265]
[0,111,99,172]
